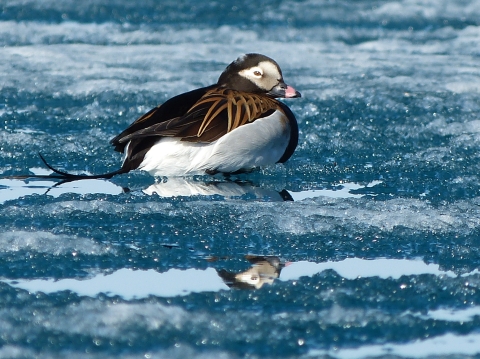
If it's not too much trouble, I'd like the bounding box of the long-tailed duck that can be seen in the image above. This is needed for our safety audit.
[39,53,301,180]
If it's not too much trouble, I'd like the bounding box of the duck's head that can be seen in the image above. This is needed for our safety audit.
[217,53,301,99]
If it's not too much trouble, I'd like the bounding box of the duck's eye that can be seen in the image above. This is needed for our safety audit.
[253,70,262,77]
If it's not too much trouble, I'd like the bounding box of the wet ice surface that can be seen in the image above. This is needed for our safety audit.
[1,0,480,358]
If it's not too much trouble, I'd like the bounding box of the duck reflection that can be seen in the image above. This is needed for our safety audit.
[144,177,293,201]
[217,255,288,289]
[1,170,383,203]
[2,256,461,298]
[0,176,292,203]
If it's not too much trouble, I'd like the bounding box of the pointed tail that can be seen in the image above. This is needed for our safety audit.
[6,153,129,181]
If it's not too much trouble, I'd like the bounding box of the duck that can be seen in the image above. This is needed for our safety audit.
[37,53,301,180]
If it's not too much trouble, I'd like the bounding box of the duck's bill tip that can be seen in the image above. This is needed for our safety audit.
[267,84,301,98]
[284,85,301,98]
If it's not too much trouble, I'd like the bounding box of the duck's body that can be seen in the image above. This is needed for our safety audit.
[137,108,293,176]
[113,83,299,176]
[33,53,301,180]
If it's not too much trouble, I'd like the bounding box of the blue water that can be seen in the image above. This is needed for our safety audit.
[1,0,480,358]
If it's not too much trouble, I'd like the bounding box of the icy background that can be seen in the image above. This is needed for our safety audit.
[1,0,480,358]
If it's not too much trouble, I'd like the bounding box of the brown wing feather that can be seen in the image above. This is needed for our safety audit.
[111,85,216,152]
[180,88,282,142]
[118,88,282,144]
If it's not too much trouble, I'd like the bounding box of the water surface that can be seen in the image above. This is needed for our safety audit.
[1,0,480,358]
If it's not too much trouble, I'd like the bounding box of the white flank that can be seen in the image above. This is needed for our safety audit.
[137,110,290,176]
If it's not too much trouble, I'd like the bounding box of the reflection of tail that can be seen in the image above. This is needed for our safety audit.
[8,153,129,181]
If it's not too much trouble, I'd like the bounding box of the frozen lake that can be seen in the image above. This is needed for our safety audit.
[1,0,480,358]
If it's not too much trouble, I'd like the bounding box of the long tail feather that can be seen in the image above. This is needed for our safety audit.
[5,153,128,181]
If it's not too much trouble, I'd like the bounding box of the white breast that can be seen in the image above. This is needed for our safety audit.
[135,110,291,177]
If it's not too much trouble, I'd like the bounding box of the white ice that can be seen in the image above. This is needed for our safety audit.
[310,332,480,358]
[2,267,228,299]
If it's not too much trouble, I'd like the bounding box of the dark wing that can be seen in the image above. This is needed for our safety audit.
[116,88,282,145]
[110,85,216,153]
[114,87,284,172]
[276,101,298,163]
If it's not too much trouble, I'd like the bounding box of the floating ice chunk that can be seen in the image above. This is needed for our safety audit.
[3,267,228,299]
[289,180,382,201]
[0,231,112,255]
[280,258,456,281]
[310,332,480,358]
[266,196,480,235]
[418,306,480,323]
[0,178,123,204]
